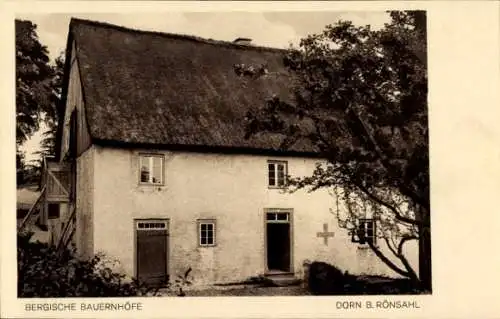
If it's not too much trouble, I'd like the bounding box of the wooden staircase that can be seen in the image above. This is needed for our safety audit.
[57,204,76,253]
[17,157,76,254]
[17,185,46,233]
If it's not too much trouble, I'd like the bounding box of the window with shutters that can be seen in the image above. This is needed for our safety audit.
[268,161,287,188]
[139,154,164,185]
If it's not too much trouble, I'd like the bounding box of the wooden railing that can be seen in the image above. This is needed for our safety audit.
[46,168,70,201]
[57,204,77,253]
[18,185,46,232]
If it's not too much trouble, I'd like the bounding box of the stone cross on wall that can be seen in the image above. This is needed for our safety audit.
[316,223,335,245]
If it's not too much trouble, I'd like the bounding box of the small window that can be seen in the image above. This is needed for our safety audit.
[137,221,167,230]
[352,219,376,245]
[48,203,60,219]
[198,220,216,247]
[139,154,164,185]
[268,161,287,187]
[266,212,289,222]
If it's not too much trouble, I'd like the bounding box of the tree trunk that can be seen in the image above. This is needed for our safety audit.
[418,208,432,292]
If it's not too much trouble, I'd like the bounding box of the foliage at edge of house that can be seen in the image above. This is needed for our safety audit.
[17,232,191,297]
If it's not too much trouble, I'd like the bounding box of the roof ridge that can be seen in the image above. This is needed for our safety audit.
[69,17,289,54]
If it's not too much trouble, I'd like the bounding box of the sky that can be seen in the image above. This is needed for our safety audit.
[17,11,391,163]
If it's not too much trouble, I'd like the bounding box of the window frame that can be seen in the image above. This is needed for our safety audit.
[265,212,290,223]
[352,218,377,245]
[267,160,288,188]
[48,203,60,219]
[136,221,168,230]
[138,153,165,186]
[197,219,216,247]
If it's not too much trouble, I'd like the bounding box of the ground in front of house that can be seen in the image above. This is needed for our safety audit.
[157,285,309,297]
[188,286,310,297]
[155,276,422,297]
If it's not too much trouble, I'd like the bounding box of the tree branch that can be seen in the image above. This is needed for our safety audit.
[381,225,419,281]
[397,235,419,281]
[346,104,429,210]
[397,235,418,256]
[383,236,399,258]
[355,182,427,227]
[366,241,410,278]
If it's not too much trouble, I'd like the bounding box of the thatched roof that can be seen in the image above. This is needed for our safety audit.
[64,18,317,156]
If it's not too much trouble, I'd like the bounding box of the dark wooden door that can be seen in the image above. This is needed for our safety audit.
[136,221,168,286]
[267,222,291,272]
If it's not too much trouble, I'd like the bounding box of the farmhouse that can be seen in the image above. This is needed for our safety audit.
[19,18,418,287]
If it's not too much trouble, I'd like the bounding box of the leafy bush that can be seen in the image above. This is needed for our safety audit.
[307,261,422,295]
[307,261,353,295]
[17,232,191,297]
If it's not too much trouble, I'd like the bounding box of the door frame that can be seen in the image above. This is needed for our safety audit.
[263,208,294,274]
[133,218,170,284]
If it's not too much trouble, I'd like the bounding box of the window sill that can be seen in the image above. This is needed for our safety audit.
[268,186,287,190]
[138,182,165,187]
[357,244,378,250]
[137,184,166,193]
